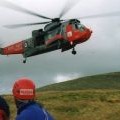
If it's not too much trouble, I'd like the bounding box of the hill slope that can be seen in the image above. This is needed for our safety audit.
[38,72,120,91]
[4,72,120,120]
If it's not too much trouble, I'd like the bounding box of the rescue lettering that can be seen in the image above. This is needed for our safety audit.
[20,89,33,95]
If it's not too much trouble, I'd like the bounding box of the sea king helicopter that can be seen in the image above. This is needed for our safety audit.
[0,0,119,63]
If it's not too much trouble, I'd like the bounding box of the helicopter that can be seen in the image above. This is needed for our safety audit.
[0,0,120,63]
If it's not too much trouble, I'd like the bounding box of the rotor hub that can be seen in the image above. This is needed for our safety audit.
[52,18,60,22]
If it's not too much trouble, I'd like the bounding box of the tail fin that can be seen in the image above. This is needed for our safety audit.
[0,48,3,54]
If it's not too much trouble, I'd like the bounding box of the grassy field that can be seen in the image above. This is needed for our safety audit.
[3,72,120,120]
[4,90,120,120]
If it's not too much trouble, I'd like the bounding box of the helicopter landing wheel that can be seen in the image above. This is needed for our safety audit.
[72,47,77,55]
[72,50,77,55]
[23,58,27,63]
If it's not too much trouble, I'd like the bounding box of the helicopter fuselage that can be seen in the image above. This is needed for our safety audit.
[0,19,92,60]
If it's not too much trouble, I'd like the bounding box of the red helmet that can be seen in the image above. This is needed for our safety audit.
[12,78,35,100]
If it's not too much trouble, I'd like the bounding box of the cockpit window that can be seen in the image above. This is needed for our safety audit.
[78,24,85,31]
[72,22,85,31]
[75,23,78,29]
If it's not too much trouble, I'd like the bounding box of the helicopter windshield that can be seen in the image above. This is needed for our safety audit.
[71,19,85,31]
[77,24,85,31]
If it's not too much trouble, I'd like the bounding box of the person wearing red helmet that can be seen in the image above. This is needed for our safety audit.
[12,78,54,120]
[0,96,10,120]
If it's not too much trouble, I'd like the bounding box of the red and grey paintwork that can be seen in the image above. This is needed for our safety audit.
[0,19,92,60]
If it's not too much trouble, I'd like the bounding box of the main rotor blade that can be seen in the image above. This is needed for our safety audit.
[59,0,80,18]
[4,21,51,29]
[0,0,52,20]
[79,11,120,19]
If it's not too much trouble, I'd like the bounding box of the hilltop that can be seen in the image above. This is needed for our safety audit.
[37,72,120,91]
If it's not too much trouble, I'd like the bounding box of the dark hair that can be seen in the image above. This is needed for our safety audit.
[0,96,10,118]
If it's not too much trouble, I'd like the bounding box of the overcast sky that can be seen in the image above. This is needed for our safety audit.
[0,0,120,94]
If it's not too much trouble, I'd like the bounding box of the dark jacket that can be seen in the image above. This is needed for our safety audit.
[0,96,10,118]
[16,101,54,120]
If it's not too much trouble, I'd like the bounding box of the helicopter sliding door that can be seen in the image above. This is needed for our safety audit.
[45,27,62,46]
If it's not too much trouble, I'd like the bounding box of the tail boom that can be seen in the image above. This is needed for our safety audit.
[0,41,24,55]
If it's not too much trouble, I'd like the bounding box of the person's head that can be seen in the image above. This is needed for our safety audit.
[0,96,10,120]
[12,78,36,108]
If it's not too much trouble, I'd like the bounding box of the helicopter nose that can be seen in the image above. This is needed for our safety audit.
[84,28,92,40]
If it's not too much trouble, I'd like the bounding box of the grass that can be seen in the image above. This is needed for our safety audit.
[3,72,120,120]
[37,72,120,91]
[4,90,120,120]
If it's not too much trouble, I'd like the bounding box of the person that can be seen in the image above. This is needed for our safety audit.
[0,96,10,120]
[12,78,54,120]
